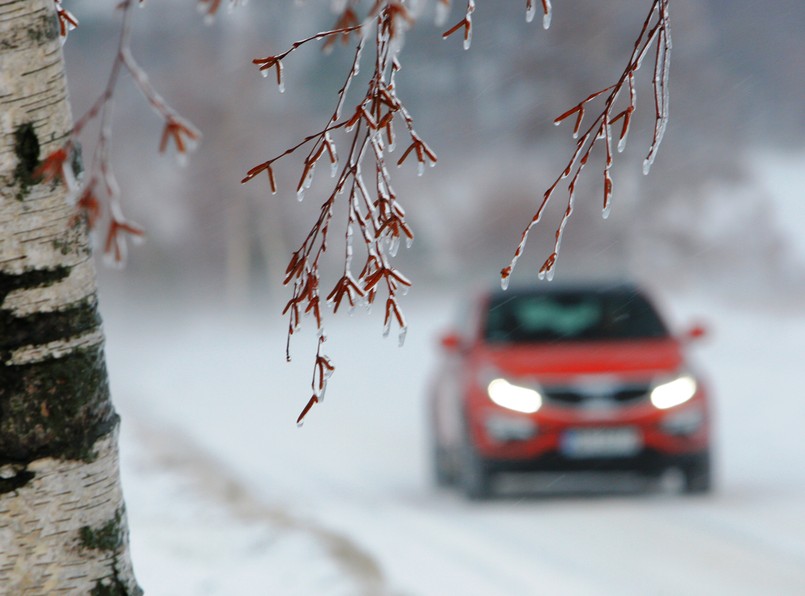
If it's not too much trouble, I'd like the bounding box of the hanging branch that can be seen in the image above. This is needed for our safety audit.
[263,0,561,425]
[500,0,671,286]
[38,0,208,265]
[243,2,422,424]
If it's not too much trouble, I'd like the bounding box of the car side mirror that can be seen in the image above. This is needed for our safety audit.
[683,323,708,342]
[440,331,465,352]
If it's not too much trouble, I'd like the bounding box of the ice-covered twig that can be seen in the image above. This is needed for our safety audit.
[443,0,553,49]
[501,0,671,287]
[296,336,335,426]
[442,0,475,50]
[54,0,78,41]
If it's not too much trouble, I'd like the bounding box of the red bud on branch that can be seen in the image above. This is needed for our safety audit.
[159,117,200,155]
[55,0,79,40]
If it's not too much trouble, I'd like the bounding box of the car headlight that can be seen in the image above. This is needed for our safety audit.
[650,374,697,410]
[487,378,543,414]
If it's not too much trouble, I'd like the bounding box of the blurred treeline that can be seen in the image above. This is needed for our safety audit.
[64,0,805,304]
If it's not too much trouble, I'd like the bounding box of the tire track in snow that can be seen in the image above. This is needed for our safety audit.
[123,414,390,596]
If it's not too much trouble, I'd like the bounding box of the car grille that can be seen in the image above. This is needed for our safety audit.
[544,385,650,407]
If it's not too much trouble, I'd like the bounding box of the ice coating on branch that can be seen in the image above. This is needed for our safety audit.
[462,1,475,51]
[500,274,510,291]
[297,188,305,202]
[526,0,536,23]
[388,235,400,258]
[303,164,315,189]
[345,224,354,258]
[543,0,553,29]
[398,325,408,347]
[645,63,671,172]
[618,132,629,153]
[602,202,612,220]
[313,378,325,400]
[275,60,285,93]
[538,267,555,282]
[405,235,414,249]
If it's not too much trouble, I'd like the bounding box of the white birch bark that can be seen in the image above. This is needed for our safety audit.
[0,1,140,593]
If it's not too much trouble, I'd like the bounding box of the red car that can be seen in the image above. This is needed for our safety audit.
[428,283,711,499]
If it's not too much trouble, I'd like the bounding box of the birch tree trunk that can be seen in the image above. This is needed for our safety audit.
[0,1,140,593]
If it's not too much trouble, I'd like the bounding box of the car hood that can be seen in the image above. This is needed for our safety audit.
[477,339,684,379]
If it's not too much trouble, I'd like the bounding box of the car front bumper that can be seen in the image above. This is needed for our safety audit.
[480,447,710,476]
[468,396,711,468]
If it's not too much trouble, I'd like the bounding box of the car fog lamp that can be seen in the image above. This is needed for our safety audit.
[661,407,704,435]
[485,415,538,442]
[487,378,542,414]
[650,375,697,410]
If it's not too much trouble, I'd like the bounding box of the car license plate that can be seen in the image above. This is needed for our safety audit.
[561,427,642,458]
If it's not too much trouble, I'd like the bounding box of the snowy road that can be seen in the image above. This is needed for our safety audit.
[103,287,805,595]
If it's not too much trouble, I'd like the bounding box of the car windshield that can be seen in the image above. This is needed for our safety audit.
[483,287,669,343]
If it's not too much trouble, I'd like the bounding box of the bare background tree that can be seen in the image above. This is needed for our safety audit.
[60,0,805,296]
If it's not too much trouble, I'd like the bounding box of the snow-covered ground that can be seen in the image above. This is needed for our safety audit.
[102,281,805,596]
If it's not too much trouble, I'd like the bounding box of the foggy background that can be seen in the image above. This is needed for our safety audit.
[65,0,805,305]
[60,1,805,594]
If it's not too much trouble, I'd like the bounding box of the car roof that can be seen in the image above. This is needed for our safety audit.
[485,280,647,301]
